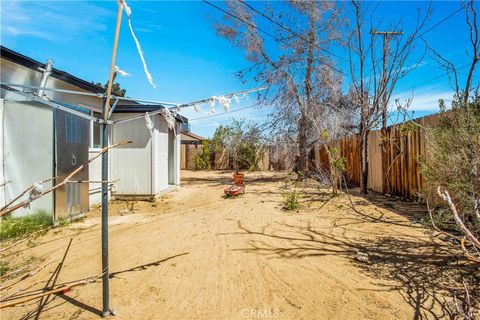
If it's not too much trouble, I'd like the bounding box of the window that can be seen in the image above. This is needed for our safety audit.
[91,111,102,149]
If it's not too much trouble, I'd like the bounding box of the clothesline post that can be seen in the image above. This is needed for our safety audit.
[101,0,123,317]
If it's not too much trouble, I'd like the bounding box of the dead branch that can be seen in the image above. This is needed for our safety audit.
[0,177,56,212]
[0,272,102,309]
[464,0,479,104]
[0,265,29,282]
[426,199,462,242]
[0,140,130,217]
[1,279,43,301]
[0,181,11,188]
[437,186,480,250]
[460,238,480,263]
[0,263,50,291]
[66,180,119,184]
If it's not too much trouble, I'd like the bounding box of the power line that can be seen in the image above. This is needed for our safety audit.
[202,0,347,76]
[415,4,465,41]
[364,3,465,80]
[399,3,467,75]
[205,0,472,91]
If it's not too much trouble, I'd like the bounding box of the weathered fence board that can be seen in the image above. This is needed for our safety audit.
[180,144,202,170]
[314,112,444,201]
[180,145,270,171]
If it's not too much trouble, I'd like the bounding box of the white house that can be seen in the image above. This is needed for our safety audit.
[0,46,185,220]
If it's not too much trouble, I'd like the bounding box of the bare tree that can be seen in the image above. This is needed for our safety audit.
[430,1,479,104]
[346,0,430,194]
[209,0,342,174]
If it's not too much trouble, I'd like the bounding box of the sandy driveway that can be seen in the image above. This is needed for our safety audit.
[0,171,474,319]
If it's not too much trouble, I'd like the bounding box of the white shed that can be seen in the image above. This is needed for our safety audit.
[110,104,184,200]
[0,46,188,218]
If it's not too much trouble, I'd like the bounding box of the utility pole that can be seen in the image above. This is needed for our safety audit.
[370,30,403,129]
[101,1,123,317]
[371,30,402,195]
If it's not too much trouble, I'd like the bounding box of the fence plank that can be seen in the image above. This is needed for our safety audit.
[314,112,444,202]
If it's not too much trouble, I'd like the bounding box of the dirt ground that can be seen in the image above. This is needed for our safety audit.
[1,171,477,320]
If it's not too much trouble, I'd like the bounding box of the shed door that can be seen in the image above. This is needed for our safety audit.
[54,109,89,220]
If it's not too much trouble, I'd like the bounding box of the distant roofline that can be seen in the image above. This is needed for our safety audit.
[181,131,205,141]
[0,45,104,94]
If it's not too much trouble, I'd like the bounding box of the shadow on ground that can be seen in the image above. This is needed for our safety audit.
[13,252,189,320]
[225,220,478,320]
[348,188,428,221]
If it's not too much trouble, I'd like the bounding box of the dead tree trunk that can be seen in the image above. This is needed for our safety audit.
[359,127,369,194]
[298,112,309,173]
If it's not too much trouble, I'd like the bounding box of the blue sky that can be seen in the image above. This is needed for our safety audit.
[1,1,477,137]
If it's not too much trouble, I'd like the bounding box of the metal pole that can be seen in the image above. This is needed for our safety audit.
[101,122,110,317]
[101,1,123,317]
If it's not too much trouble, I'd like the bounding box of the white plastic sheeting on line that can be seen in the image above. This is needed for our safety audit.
[114,65,130,77]
[216,96,231,112]
[160,109,176,132]
[144,112,154,137]
[120,0,156,89]
[208,97,216,114]
[24,182,43,209]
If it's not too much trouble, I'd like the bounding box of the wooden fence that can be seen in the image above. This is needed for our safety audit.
[180,144,203,170]
[180,144,270,171]
[314,113,443,201]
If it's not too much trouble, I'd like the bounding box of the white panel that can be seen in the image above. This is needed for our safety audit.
[3,101,54,217]
[88,149,102,205]
[154,115,169,193]
[110,113,152,195]
[175,123,181,185]
[0,99,4,208]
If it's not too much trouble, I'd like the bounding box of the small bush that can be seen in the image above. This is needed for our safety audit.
[0,210,52,241]
[0,261,9,276]
[194,140,212,170]
[283,190,300,211]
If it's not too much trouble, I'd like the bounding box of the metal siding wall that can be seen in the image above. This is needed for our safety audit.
[3,101,54,217]
[1,58,105,206]
[175,124,181,185]
[0,99,4,208]
[110,113,152,195]
[88,149,103,205]
[54,109,89,219]
[154,116,169,193]
[1,59,103,110]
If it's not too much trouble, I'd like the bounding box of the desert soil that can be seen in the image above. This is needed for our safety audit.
[0,170,476,320]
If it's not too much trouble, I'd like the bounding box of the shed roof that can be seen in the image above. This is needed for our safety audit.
[1,46,188,124]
